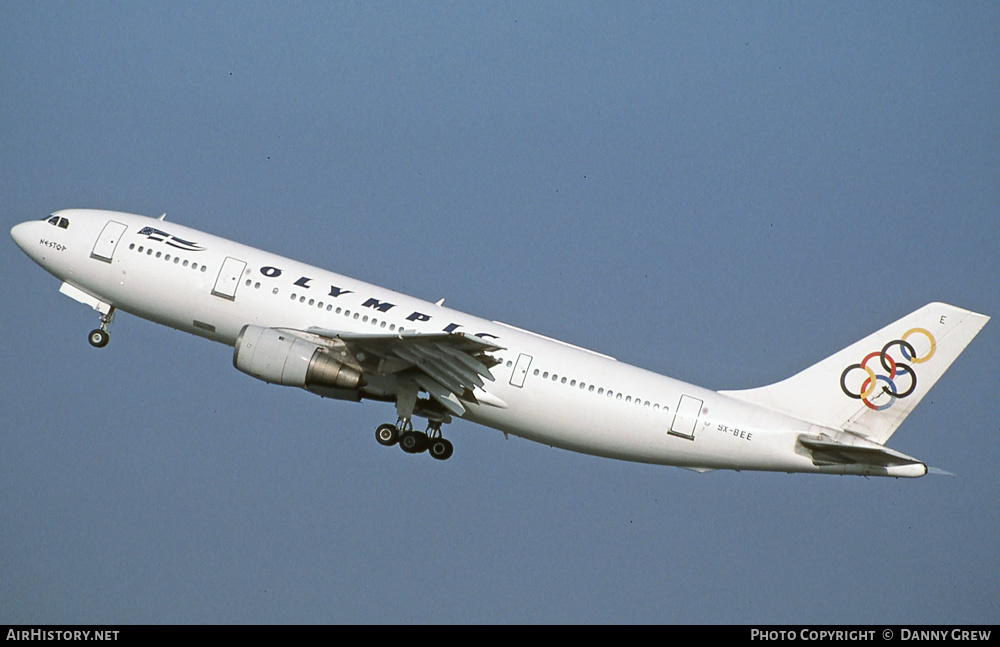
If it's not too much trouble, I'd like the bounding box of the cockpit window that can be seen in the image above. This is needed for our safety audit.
[46,216,69,229]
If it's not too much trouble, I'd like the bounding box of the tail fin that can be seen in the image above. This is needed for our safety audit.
[720,303,989,444]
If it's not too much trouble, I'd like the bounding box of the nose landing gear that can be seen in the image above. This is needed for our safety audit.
[88,308,115,348]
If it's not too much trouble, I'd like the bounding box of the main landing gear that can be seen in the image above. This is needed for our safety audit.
[378,381,455,460]
[88,308,115,348]
[375,419,454,461]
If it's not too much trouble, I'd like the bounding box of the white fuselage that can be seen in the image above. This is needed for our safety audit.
[11,209,904,476]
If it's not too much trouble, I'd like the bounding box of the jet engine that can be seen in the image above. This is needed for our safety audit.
[233,325,363,391]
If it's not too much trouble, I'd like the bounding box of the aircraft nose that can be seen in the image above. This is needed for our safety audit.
[10,221,34,253]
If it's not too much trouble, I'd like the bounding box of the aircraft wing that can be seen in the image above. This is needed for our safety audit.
[305,327,504,416]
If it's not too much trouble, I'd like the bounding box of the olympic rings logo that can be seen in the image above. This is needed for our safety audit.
[839,328,936,411]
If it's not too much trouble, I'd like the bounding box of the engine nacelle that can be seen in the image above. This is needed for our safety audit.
[233,325,364,390]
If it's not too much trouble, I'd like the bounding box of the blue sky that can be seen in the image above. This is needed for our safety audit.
[2,2,998,623]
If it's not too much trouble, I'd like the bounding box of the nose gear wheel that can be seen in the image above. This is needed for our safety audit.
[88,308,115,348]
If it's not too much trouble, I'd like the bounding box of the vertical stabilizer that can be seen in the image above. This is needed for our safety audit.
[719,303,989,444]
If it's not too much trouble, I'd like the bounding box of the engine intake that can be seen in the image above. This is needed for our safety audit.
[233,325,363,390]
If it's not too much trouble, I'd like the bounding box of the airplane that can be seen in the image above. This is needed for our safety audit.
[10,209,989,477]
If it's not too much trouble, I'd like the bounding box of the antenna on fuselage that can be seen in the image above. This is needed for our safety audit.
[158,213,167,221]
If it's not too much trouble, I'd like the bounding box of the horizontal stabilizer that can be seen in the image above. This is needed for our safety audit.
[798,436,923,468]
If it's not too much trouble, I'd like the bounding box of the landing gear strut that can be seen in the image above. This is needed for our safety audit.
[88,308,115,348]
[425,421,454,461]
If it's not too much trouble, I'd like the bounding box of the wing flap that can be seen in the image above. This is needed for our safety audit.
[433,342,496,381]
[390,345,470,394]
[406,344,485,389]
[413,374,467,416]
